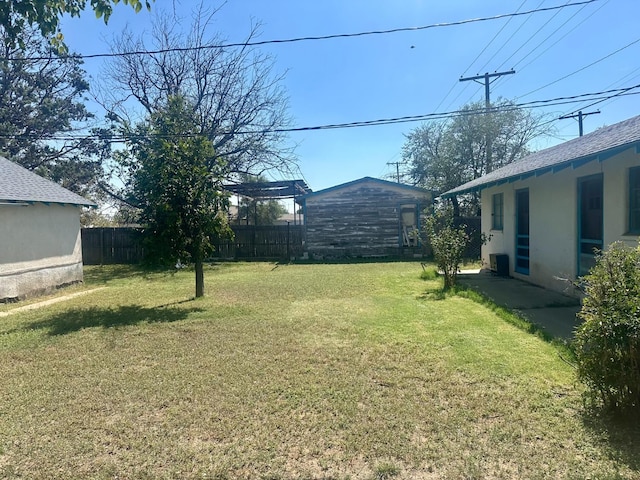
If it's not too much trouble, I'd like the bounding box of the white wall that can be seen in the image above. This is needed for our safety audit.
[0,203,84,301]
[481,147,640,296]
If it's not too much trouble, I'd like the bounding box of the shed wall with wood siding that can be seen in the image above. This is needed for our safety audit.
[301,178,432,258]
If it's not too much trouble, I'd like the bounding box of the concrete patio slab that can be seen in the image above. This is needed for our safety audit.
[457,270,582,340]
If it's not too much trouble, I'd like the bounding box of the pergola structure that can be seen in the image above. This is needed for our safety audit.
[223,179,312,225]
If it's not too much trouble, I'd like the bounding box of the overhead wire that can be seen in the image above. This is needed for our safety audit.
[435,0,526,112]
[495,0,572,72]
[464,0,604,105]
[512,0,607,71]
[2,0,600,62]
[8,84,640,142]
[461,0,528,78]
[494,0,608,98]
[519,36,640,99]
[475,0,545,74]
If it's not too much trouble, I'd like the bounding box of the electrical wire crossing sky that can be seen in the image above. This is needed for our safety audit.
[59,0,640,190]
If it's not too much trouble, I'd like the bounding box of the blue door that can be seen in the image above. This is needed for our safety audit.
[515,189,530,275]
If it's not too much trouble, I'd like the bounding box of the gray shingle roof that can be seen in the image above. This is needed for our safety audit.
[0,156,97,206]
[443,114,640,197]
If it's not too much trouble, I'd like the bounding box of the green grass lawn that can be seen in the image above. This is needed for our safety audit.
[0,262,638,479]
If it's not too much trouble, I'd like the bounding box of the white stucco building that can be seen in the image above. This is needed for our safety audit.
[444,115,640,296]
[0,156,96,302]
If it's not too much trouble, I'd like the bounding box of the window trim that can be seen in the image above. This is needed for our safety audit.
[629,166,640,234]
[491,192,504,231]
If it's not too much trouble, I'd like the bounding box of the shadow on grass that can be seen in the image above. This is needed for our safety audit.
[18,300,203,336]
[83,264,158,284]
[417,286,448,301]
[581,411,640,473]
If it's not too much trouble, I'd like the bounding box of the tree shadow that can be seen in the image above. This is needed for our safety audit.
[416,286,447,301]
[83,264,159,284]
[17,300,203,336]
[581,410,640,473]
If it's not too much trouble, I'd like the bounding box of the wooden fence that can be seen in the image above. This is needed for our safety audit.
[82,225,305,264]
[212,224,305,260]
[81,228,144,265]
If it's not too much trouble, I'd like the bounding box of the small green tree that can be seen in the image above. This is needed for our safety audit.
[124,95,230,298]
[423,206,470,290]
[574,242,640,413]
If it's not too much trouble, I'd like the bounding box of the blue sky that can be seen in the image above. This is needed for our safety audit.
[62,0,640,192]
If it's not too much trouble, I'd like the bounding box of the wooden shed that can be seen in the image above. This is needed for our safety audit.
[298,177,432,258]
[0,156,96,302]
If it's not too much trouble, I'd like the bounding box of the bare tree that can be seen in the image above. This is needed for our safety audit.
[101,5,296,179]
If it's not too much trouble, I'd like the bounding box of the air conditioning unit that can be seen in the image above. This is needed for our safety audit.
[489,253,509,277]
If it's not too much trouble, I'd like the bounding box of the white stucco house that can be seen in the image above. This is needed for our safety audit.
[0,156,96,302]
[443,114,640,296]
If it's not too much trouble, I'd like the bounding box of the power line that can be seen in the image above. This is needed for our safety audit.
[5,84,639,141]
[476,0,546,74]
[496,0,572,71]
[435,0,526,112]
[3,0,600,62]
[477,0,606,97]
[519,36,640,98]
[461,0,527,78]
[512,0,606,71]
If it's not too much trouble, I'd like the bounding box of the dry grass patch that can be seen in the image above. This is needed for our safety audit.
[0,262,638,479]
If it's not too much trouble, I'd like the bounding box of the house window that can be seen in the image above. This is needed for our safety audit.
[630,167,640,234]
[491,193,503,230]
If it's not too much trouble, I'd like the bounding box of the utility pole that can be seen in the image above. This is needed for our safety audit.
[558,110,600,137]
[387,161,401,183]
[459,70,515,173]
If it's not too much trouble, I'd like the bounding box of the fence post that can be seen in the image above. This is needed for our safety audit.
[287,221,290,260]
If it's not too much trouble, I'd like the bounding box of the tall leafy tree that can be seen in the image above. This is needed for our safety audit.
[402,99,551,216]
[0,0,152,50]
[124,95,230,298]
[0,26,105,197]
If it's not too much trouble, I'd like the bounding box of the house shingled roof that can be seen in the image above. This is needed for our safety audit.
[442,114,640,197]
[0,156,97,207]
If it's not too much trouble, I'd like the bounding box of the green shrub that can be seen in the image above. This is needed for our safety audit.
[574,242,640,413]
[423,206,470,290]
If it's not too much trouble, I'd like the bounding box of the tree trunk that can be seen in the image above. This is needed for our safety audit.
[450,196,460,217]
[195,257,204,298]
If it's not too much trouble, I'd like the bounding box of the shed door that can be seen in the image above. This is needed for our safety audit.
[400,204,418,247]
[578,175,603,276]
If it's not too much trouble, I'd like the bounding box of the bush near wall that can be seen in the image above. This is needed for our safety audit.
[574,241,640,413]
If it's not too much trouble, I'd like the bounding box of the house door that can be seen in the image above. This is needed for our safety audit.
[515,189,530,275]
[578,175,603,276]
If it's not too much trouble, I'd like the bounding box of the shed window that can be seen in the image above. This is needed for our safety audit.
[630,167,640,234]
[491,193,504,231]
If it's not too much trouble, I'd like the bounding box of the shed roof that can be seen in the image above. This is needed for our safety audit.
[223,179,311,199]
[443,114,640,197]
[298,176,431,203]
[0,156,97,207]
